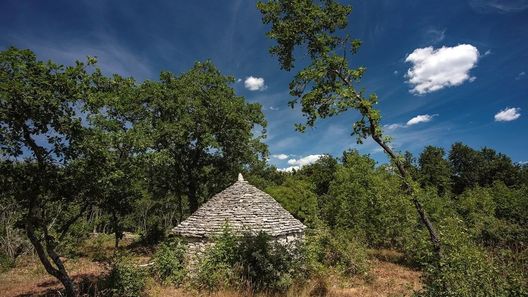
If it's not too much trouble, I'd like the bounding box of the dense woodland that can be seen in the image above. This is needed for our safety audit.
[1,0,527,296]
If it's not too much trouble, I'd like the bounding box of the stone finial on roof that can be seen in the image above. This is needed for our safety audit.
[238,173,244,181]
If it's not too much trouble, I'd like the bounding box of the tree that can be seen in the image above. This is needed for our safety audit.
[257,0,442,255]
[86,73,148,248]
[449,143,519,194]
[265,177,319,225]
[298,154,337,196]
[418,146,451,196]
[146,61,268,214]
[0,47,100,296]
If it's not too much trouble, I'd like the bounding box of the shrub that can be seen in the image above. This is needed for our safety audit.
[418,217,525,297]
[140,222,165,245]
[193,225,307,293]
[305,227,369,276]
[193,225,239,291]
[107,252,146,297]
[0,253,15,272]
[236,232,306,292]
[151,238,186,286]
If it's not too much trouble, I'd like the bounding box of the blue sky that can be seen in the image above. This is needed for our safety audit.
[1,0,527,170]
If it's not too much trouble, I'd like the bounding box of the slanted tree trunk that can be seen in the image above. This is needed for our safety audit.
[26,209,77,297]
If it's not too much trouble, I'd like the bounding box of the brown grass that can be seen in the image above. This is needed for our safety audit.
[0,257,107,297]
[0,250,421,297]
[145,257,422,297]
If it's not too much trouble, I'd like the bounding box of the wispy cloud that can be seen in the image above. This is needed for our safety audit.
[516,71,526,80]
[425,28,446,44]
[494,107,521,122]
[469,0,528,14]
[6,34,154,80]
[405,44,479,94]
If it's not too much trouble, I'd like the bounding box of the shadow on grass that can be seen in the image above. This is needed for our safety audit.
[15,272,108,297]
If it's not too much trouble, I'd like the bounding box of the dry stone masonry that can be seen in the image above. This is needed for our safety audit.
[171,173,306,259]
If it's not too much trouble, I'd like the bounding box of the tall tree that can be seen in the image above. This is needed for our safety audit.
[0,47,100,296]
[257,0,442,255]
[86,73,148,248]
[418,146,451,196]
[146,61,268,214]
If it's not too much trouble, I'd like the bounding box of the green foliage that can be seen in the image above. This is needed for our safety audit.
[298,155,338,196]
[237,232,306,292]
[107,252,146,297]
[193,226,306,293]
[265,177,319,225]
[151,238,187,286]
[305,227,368,276]
[0,253,15,272]
[418,146,452,196]
[456,187,497,242]
[193,225,239,290]
[419,217,525,297]
[328,150,416,248]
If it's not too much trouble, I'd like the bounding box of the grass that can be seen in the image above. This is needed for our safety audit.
[0,236,422,297]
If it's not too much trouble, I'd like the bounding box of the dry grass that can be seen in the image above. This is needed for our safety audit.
[145,258,422,297]
[0,250,421,297]
[0,256,107,297]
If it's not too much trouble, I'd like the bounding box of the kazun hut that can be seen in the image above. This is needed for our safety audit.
[171,173,306,259]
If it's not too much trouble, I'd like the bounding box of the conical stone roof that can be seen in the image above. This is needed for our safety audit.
[172,174,306,238]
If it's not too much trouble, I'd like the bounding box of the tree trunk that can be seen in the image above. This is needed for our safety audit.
[112,211,121,249]
[188,181,199,213]
[26,221,77,297]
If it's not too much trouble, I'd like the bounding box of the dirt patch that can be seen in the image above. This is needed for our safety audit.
[0,258,107,297]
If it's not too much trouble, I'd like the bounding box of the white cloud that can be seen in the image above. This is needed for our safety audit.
[405,44,479,94]
[244,76,267,91]
[385,114,438,131]
[278,154,323,171]
[269,106,279,111]
[287,154,323,166]
[407,114,436,126]
[393,70,399,75]
[277,166,300,172]
[494,107,521,122]
[516,71,526,80]
[236,78,242,83]
[272,154,289,160]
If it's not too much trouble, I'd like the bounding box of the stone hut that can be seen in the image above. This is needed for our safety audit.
[171,173,306,257]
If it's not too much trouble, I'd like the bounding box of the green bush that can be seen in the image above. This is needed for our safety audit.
[193,225,239,291]
[236,232,306,292]
[140,222,166,245]
[151,238,186,286]
[193,225,306,293]
[107,252,146,297]
[418,217,525,297]
[305,227,368,276]
[0,253,15,272]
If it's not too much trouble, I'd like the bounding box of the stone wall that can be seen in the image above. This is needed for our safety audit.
[183,232,304,268]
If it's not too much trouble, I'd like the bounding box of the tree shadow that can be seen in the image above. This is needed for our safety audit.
[14,272,107,297]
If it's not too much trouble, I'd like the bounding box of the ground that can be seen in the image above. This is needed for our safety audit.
[0,249,421,297]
